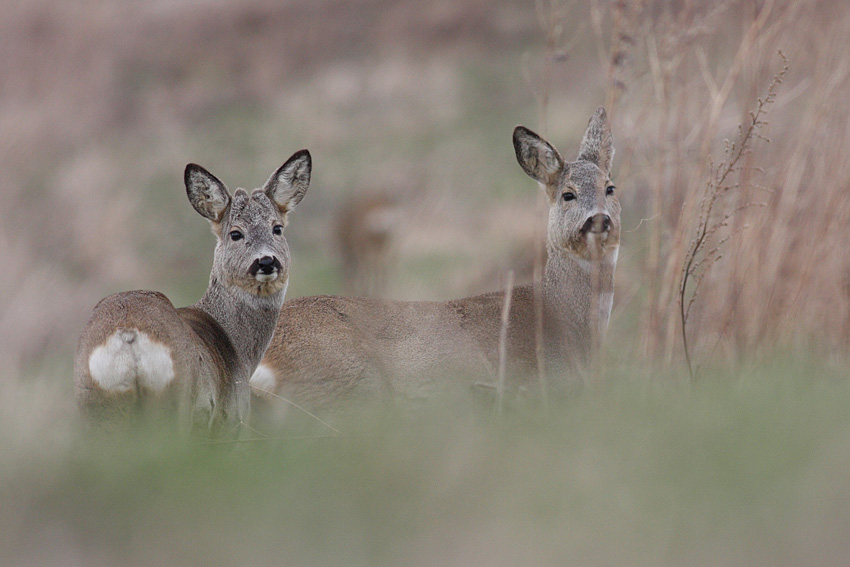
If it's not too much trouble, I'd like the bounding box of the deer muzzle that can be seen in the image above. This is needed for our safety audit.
[581,213,612,235]
[249,256,283,282]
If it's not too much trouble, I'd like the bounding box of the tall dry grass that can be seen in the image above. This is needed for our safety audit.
[581,0,850,374]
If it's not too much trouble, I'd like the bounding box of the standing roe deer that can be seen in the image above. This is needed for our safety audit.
[252,108,618,410]
[336,193,399,298]
[74,150,311,432]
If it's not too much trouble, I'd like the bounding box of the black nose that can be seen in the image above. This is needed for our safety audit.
[582,213,612,234]
[250,255,281,276]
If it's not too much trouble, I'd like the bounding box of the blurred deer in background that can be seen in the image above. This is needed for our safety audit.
[336,193,400,298]
[252,108,618,412]
[74,150,311,433]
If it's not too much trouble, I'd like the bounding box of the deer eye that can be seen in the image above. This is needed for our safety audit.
[272,225,283,236]
[606,185,616,196]
[229,230,244,241]
[562,191,576,202]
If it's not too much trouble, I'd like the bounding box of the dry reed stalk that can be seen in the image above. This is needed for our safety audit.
[642,27,668,361]
[587,233,605,391]
[497,270,515,414]
[527,0,576,408]
[532,0,575,136]
[533,197,549,409]
[604,0,644,118]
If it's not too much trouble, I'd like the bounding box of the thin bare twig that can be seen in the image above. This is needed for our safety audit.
[679,51,788,380]
[250,385,342,436]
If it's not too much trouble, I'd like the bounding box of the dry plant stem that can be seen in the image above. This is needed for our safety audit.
[604,0,642,117]
[678,52,788,380]
[497,270,515,415]
[587,243,603,391]
[699,0,774,158]
[644,30,667,359]
[532,0,568,411]
[534,0,561,135]
[726,75,761,359]
[533,194,548,410]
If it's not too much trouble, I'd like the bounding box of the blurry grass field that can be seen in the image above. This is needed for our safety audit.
[4,358,850,566]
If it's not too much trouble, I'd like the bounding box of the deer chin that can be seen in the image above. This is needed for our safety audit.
[230,273,288,297]
[252,276,288,297]
[561,232,618,261]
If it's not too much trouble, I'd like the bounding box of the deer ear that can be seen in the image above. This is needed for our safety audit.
[263,149,311,219]
[185,164,231,222]
[513,126,564,202]
[577,107,614,173]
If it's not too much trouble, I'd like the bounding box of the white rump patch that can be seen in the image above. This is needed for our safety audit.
[88,329,175,393]
[249,363,277,395]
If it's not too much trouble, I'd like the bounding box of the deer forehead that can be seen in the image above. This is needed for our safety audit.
[226,189,281,229]
[561,161,609,192]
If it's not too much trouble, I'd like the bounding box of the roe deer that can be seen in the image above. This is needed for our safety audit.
[251,108,618,410]
[336,193,399,298]
[74,150,312,432]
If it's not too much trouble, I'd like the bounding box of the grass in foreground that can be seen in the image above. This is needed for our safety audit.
[2,357,849,567]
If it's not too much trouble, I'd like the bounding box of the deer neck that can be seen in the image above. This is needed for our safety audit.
[541,244,617,341]
[195,277,287,371]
